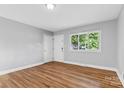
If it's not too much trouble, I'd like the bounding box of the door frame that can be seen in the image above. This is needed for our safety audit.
[43,34,53,62]
[53,34,64,62]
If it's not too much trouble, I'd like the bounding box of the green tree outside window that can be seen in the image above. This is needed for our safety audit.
[71,35,78,50]
[71,31,100,51]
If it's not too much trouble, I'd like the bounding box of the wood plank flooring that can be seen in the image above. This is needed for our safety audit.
[0,61,123,88]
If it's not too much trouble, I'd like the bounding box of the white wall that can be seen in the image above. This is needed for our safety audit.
[54,20,117,68]
[0,17,52,71]
[117,6,124,83]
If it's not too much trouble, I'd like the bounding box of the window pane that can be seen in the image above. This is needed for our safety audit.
[79,34,87,50]
[86,32,99,50]
[71,35,78,50]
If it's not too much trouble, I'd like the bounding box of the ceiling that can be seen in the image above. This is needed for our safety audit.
[0,4,122,32]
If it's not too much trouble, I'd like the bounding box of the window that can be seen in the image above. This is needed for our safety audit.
[79,33,87,50]
[70,31,101,52]
[71,34,78,50]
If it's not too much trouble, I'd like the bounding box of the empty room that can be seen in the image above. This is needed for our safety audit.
[0,3,124,88]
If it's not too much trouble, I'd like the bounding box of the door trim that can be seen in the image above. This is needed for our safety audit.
[53,34,64,62]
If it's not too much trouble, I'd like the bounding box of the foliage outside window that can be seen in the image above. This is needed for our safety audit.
[71,35,78,50]
[70,31,100,51]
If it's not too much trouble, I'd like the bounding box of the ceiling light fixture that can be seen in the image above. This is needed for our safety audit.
[45,4,56,10]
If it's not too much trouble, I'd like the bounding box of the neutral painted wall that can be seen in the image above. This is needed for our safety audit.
[54,20,117,68]
[0,17,52,71]
[0,13,118,72]
[117,6,124,82]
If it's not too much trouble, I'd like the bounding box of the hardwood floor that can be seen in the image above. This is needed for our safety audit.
[0,61,123,88]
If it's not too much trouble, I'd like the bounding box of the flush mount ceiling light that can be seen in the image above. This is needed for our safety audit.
[45,4,56,10]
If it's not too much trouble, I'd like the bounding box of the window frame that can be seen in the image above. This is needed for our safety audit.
[70,30,101,52]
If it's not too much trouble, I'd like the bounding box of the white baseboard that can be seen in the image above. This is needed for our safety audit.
[64,61,124,87]
[64,61,117,71]
[0,62,45,76]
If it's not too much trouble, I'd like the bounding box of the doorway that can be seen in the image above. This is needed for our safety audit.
[54,34,64,62]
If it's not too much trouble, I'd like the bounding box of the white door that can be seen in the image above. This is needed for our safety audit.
[54,34,64,62]
[43,34,53,62]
